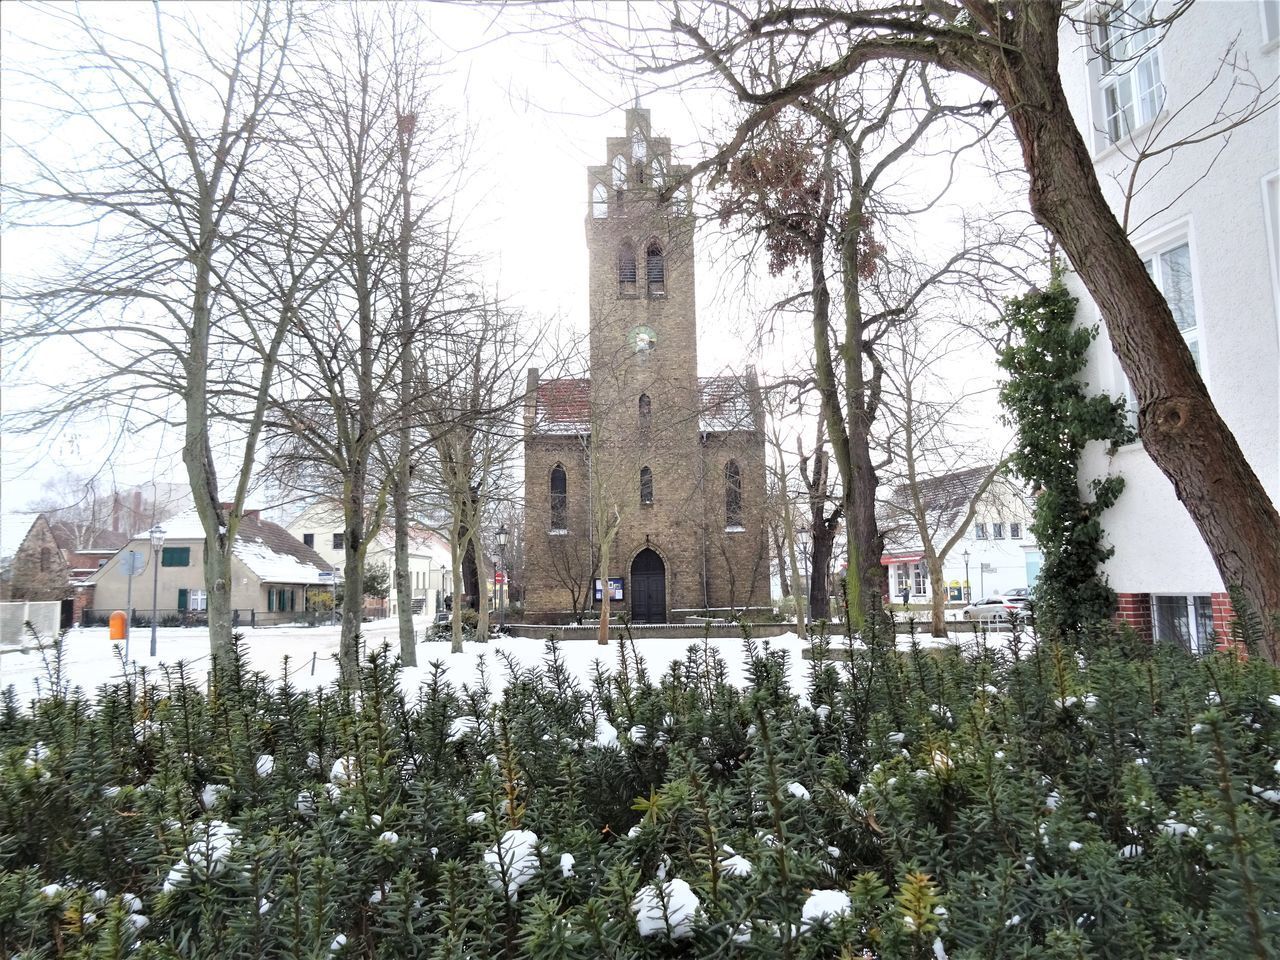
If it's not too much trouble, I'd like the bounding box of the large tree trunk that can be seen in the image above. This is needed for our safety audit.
[339,475,366,684]
[393,478,414,666]
[596,536,612,644]
[772,522,792,598]
[926,552,948,639]
[809,519,835,623]
[450,510,465,654]
[988,18,1280,657]
[394,108,416,667]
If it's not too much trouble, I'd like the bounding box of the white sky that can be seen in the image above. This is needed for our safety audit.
[0,3,1021,554]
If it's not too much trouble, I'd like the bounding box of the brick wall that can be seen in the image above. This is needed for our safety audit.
[1209,591,1234,639]
[8,515,70,602]
[1114,591,1153,641]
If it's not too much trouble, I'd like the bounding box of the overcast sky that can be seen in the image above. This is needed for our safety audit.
[0,3,1020,554]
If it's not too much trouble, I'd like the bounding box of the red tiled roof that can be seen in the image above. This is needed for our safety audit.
[534,378,591,435]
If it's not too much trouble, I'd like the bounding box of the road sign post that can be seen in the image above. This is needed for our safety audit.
[121,550,144,662]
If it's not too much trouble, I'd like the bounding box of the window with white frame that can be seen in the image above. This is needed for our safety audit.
[1153,594,1214,654]
[913,563,927,596]
[189,589,208,612]
[896,564,911,599]
[1120,239,1201,429]
[1094,0,1163,145]
[1263,0,1280,45]
[1010,522,1022,540]
[975,523,988,540]
[992,522,1005,540]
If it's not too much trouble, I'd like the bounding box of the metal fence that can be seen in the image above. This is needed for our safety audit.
[80,608,335,629]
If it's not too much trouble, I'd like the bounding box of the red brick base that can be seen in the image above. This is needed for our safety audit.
[1209,592,1234,639]
[1114,592,1153,641]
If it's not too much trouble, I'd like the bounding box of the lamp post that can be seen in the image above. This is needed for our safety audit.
[495,523,509,631]
[961,549,971,603]
[148,525,165,657]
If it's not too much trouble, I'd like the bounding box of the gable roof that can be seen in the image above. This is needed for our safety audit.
[533,378,591,435]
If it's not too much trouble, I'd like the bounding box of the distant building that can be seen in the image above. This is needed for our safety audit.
[1059,1,1279,651]
[88,509,330,626]
[880,466,1038,606]
[285,502,452,618]
[5,515,70,603]
[521,108,769,623]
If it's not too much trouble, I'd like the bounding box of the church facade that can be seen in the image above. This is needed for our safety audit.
[522,108,769,623]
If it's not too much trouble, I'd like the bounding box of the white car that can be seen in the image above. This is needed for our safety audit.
[961,593,1032,622]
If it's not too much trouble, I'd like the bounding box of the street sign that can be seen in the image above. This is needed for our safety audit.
[494,571,506,585]
[122,551,144,576]
[319,570,334,581]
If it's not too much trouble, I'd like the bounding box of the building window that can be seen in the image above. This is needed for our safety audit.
[1095,0,1162,145]
[673,184,690,215]
[724,460,743,529]
[190,589,208,612]
[618,241,638,296]
[638,393,651,432]
[303,533,314,548]
[649,156,665,188]
[1154,594,1214,655]
[630,129,646,161]
[975,523,988,540]
[640,466,654,505]
[913,563,927,596]
[1010,522,1022,539]
[611,155,627,191]
[591,183,608,219]
[895,564,911,599]
[1263,0,1280,45]
[161,546,190,567]
[550,464,568,531]
[992,522,1005,540]
[1265,173,1279,309]
[332,533,345,551]
[646,240,665,297]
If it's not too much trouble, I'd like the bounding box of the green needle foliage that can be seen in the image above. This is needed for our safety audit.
[1,623,1277,958]
[998,274,1135,641]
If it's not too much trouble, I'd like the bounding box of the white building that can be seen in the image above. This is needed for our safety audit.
[285,503,453,619]
[881,466,1039,607]
[1059,1,1279,651]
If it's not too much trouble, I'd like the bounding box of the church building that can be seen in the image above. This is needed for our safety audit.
[522,108,769,624]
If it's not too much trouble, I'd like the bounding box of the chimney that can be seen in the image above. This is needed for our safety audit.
[111,492,120,533]
[524,367,540,436]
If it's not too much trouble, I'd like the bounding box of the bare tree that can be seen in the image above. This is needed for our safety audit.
[2,2,313,664]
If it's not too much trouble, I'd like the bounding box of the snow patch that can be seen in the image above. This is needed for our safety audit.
[632,878,700,939]
[163,820,240,893]
[801,889,851,930]
[484,829,540,901]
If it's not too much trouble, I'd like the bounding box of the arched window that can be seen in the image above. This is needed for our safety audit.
[724,460,743,528]
[638,393,651,432]
[640,466,654,505]
[618,241,638,296]
[673,184,690,216]
[646,240,665,297]
[591,183,608,219]
[631,129,647,161]
[550,464,568,531]
[611,155,627,190]
[650,156,665,187]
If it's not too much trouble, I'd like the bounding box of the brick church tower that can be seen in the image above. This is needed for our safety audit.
[522,107,769,623]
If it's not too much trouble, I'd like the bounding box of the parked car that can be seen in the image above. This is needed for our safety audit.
[962,592,1032,622]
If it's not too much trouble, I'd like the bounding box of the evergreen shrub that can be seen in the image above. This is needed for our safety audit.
[1,628,1277,958]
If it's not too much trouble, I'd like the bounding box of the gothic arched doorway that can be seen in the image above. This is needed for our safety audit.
[630,548,666,624]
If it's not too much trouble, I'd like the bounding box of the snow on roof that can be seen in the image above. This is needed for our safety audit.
[533,378,591,435]
[699,376,757,433]
[103,510,331,585]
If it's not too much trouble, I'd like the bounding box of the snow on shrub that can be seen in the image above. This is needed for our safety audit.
[801,889,851,930]
[484,829,540,901]
[163,820,240,893]
[632,877,701,939]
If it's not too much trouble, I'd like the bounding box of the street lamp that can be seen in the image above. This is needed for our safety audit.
[961,549,971,603]
[148,525,165,657]
[495,523,509,631]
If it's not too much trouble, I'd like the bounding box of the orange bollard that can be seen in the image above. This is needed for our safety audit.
[109,610,128,641]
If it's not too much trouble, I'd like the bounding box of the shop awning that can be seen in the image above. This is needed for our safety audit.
[881,554,923,565]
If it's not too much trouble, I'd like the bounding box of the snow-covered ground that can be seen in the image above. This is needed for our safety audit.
[0,617,1004,706]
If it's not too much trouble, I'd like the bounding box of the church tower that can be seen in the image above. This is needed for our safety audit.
[521,107,769,626]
